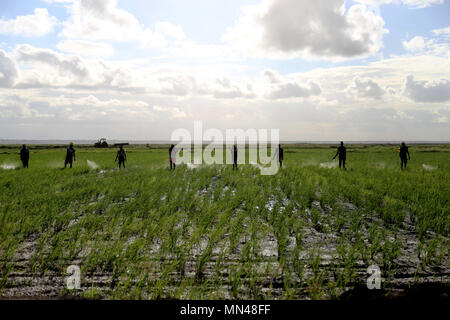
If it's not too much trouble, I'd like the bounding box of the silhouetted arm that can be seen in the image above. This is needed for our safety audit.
[333,149,339,160]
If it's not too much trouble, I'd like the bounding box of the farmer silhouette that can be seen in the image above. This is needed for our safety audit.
[399,142,410,169]
[333,141,346,169]
[115,146,127,169]
[232,145,238,170]
[20,144,29,168]
[169,144,176,170]
[278,144,284,168]
[64,142,76,168]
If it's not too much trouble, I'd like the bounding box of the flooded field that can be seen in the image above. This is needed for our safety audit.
[0,144,449,299]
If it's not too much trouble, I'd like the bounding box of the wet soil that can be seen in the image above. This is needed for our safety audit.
[1,189,448,300]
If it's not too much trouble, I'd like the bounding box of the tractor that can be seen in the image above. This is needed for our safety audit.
[94,138,109,148]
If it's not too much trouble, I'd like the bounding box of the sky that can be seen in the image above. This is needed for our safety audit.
[0,0,449,141]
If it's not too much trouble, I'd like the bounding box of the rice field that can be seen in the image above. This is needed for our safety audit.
[0,144,448,299]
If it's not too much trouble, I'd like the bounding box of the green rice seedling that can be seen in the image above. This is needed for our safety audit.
[381,236,402,280]
[309,206,324,233]
[419,237,448,266]
[1,144,449,299]
[305,249,327,300]
[335,241,358,288]
[381,196,406,228]
[365,224,384,263]
[228,264,244,299]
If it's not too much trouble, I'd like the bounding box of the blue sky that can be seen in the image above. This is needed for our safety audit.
[0,0,449,140]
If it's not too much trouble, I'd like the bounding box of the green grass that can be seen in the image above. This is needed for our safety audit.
[0,144,449,299]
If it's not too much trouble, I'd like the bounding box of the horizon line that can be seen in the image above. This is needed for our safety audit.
[1,139,449,145]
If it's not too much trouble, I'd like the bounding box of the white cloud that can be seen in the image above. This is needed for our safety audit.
[10,44,148,91]
[0,50,19,88]
[10,44,234,96]
[350,78,385,99]
[402,36,427,51]
[153,106,189,119]
[213,87,255,100]
[0,92,154,123]
[263,69,281,84]
[45,95,149,108]
[268,81,322,100]
[14,44,89,80]
[154,22,186,40]
[1,38,449,140]
[7,41,450,105]
[139,30,168,49]
[157,76,195,96]
[57,0,183,49]
[59,0,142,41]
[353,0,444,8]
[153,75,256,99]
[400,0,443,8]
[0,8,58,37]
[432,27,450,37]
[212,78,255,99]
[401,31,450,57]
[56,40,114,57]
[0,94,55,119]
[223,0,388,61]
[404,75,450,102]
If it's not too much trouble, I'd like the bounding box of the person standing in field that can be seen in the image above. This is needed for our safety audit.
[232,145,238,170]
[64,142,76,168]
[399,142,410,169]
[333,141,347,169]
[278,144,284,168]
[115,146,127,169]
[169,144,176,170]
[20,144,30,168]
